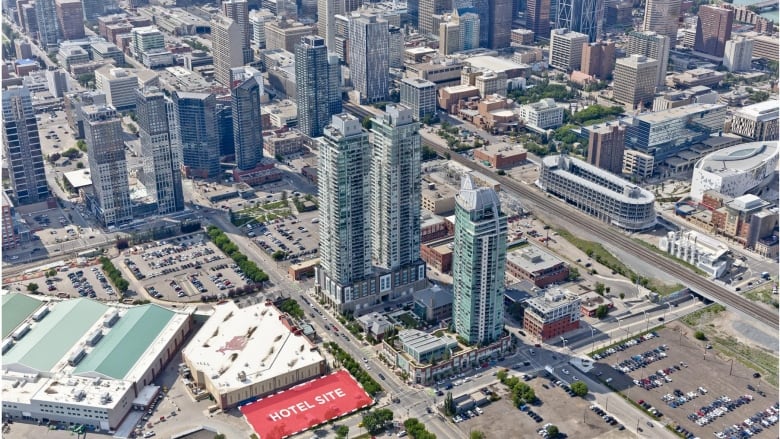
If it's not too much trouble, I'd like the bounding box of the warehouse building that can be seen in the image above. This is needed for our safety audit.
[2,295,193,432]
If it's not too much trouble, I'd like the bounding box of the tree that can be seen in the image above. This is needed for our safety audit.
[361,116,372,130]
[213,435,226,439]
[443,391,455,416]
[694,330,707,341]
[570,381,588,397]
[76,162,84,169]
[496,169,506,176]
[496,369,508,382]
[546,425,559,438]
[271,250,286,261]
[595,304,609,319]
[594,282,605,295]
[568,266,580,281]
[470,430,486,439]
[76,140,87,152]
[48,152,61,163]
[335,425,349,438]
[26,283,39,293]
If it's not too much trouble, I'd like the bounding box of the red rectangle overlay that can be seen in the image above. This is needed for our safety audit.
[240,370,373,439]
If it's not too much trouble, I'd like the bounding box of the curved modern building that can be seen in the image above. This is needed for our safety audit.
[690,142,779,202]
[537,155,656,230]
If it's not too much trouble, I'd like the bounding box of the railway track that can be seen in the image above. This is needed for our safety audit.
[342,102,777,328]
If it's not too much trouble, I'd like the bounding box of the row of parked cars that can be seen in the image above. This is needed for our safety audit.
[612,344,669,374]
[68,270,96,298]
[661,388,701,409]
[452,407,482,423]
[125,259,145,280]
[637,399,664,418]
[687,394,754,427]
[713,403,779,438]
[589,404,624,430]
[631,365,678,391]
[591,332,659,361]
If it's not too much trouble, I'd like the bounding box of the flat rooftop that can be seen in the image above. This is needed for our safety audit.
[477,142,526,157]
[464,55,526,73]
[696,142,779,176]
[635,103,725,124]
[183,301,323,393]
[398,329,458,356]
[507,245,564,273]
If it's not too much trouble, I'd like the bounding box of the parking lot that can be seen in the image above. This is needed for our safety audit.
[123,235,250,302]
[249,209,320,264]
[455,375,618,439]
[588,326,779,439]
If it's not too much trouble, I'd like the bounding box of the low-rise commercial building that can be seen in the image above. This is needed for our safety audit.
[263,130,306,157]
[182,300,325,409]
[398,329,458,363]
[356,312,395,340]
[413,284,453,322]
[506,245,569,288]
[421,181,457,215]
[670,68,726,88]
[579,291,614,317]
[538,155,656,230]
[522,288,581,341]
[658,230,729,278]
[438,84,480,114]
[473,143,527,169]
[518,98,564,130]
[420,237,454,273]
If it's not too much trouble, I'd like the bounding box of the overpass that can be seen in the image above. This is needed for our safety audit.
[751,0,778,11]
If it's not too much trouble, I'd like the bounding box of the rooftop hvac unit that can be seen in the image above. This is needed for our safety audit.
[104,310,119,327]
[32,307,50,322]
[2,338,14,354]
[12,323,31,341]
[86,330,103,347]
[68,348,87,366]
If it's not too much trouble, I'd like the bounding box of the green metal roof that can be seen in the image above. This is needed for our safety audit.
[74,304,175,379]
[3,298,108,372]
[2,293,43,338]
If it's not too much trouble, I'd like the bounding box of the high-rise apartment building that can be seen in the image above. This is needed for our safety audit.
[174,92,220,179]
[626,31,670,87]
[316,114,372,300]
[549,28,589,71]
[231,67,264,170]
[55,0,85,40]
[370,105,422,271]
[613,54,658,109]
[400,78,437,121]
[580,40,615,80]
[555,0,604,42]
[452,175,507,346]
[2,192,19,249]
[694,5,734,57]
[35,0,59,50]
[723,36,754,73]
[83,105,133,227]
[82,0,104,22]
[349,14,389,104]
[212,15,244,87]
[2,86,49,205]
[586,121,626,174]
[642,0,681,43]
[420,0,451,35]
[296,35,341,138]
[527,0,551,41]
[488,0,513,49]
[136,88,184,215]
[317,0,344,48]
[222,0,253,64]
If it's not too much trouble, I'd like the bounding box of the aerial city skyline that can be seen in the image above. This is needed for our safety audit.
[1,0,778,438]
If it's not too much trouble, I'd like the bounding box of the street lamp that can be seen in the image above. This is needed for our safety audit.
[642,310,649,333]
[588,323,596,354]
[663,303,672,321]
[560,336,568,351]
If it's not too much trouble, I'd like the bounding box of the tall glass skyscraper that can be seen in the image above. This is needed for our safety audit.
[555,0,604,42]
[136,87,184,215]
[174,92,220,179]
[296,35,341,138]
[452,176,507,346]
[348,14,389,104]
[231,67,264,171]
[369,105,422,271]
[2,86,49,205]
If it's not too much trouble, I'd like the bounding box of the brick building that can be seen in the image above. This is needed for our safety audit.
[522,288,581,341]
[420,237,454,273]
[506,245,569,288]
[473,143,527,169]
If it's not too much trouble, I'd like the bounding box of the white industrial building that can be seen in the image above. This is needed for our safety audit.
[518,98,564,130]
[689,142,779,202]
[1,295,193,432]
[537,155,656,230]
[658,230,729,278]
[182,300,326,409]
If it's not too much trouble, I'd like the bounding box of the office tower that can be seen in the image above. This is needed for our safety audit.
[316,114,372,295]
[370,105,422,270]
[440,7,480,55]
[527,0,551,41]
[488,0,512,49]
[642,0,681,43]
[420,0,451,35]
[300,0,317,20]
[249,9,274,49]
[555,0,604,42]
[549,28,589,71]
[216,103,234,156]
[400,78,437,121]
[580,40,615,80]
[82,0,105,22]
[35,0,59,50]
[212,16,244,87]
[231,67,264,171]
[389,26,404,69]
[82,105,132,227]
[723,37,754,73]
[2,86,49,205]
[55,0,84,40]
[626,31,670,87]
[265,19,315,52]
[173,92,220,179]
[440,16,461,55]
[136,88,184,215]
[452,175,507,346]
[222,0,253,64]
[276,0,298,19]
[296,35,337,138]
[613,55,659,109]
[131,27,164,59]
[18,1,38,36]
[694,5,734,57]
[318,0,344,48]
[46,68,69,98]
[473,0,489,47]
[587,122,625,174]
[349,14,389,104]
[95,66,138,111]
